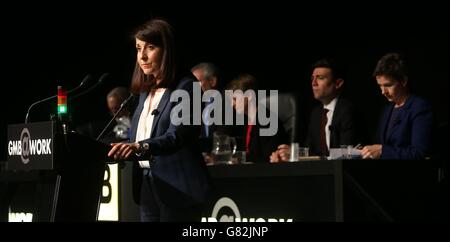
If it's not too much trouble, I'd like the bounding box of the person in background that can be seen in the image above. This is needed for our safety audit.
[76,86,132,143]
[228,73,288,163]
[191,62,221,93]
[361,53,433,159]
[107,18,210,221]
[191,62,223,141]
[100,86,132,144]
[271,58,362,162]
[191,62,243,165]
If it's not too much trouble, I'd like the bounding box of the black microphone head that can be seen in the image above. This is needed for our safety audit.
[68,74,92,94]
[120,93,135,108]
[98,73,109,84]
[80,74,92,86]
[127,92,135,99]
[69,73,108,100]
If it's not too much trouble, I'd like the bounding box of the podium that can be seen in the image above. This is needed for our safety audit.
[5,121,112,221]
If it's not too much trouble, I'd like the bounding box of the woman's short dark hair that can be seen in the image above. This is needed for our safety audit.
[130,18,176,94]
[372,53,408,83]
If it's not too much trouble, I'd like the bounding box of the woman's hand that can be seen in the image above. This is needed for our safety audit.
[361,144,382,159]
[108,142,140,160]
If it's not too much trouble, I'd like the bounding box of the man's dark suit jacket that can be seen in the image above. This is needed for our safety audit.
[306,97,360,156]
[378,95,433,159]
[129,74,210,208]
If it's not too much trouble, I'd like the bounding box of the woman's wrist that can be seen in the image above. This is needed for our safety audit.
[135,142,149,157]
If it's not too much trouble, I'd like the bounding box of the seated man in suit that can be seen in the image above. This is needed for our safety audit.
[271,58,362,162]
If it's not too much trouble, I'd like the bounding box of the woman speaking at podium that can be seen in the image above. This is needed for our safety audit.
[107,18,210,222]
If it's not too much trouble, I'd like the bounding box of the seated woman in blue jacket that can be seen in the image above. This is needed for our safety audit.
[361,53,433,160]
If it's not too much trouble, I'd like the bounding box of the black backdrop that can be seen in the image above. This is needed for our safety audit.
[1,1,448,160]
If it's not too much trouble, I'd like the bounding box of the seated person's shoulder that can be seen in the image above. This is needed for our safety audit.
[410,95,432,111]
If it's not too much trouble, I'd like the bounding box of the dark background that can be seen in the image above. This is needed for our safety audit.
[1,1,448,160]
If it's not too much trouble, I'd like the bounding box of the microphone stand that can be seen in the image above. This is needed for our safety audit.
[96,94,134,141]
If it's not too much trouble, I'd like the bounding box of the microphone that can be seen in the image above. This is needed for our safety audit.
[151,109,159,116]
[69,73,109,101]
[96,93,135,141]
[24,74,92,123]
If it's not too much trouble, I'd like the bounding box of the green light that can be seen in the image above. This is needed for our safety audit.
[58,105,67,114]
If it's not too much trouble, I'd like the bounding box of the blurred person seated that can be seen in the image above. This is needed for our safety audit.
[77,86,133,144]
[103,86,132,143]
[192,62,243,164]
[191,62,223,150]
[228,73,288,163]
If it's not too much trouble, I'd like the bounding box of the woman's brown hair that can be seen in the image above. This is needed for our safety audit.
[130,18,176,94]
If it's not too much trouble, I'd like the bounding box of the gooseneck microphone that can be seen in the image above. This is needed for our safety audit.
[24,74,92,124]
[96,93,135,141]
[69,73,109,101]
